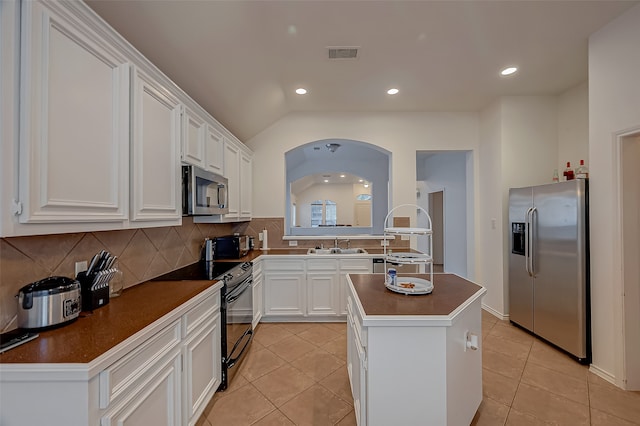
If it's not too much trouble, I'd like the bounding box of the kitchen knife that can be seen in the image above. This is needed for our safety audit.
[86,252,101,276]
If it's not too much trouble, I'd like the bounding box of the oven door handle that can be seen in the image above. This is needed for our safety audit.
[226,327,253,369]
[226,276,252,304]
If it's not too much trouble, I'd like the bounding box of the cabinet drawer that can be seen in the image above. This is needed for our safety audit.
[263,259,305,271]
[340,258,372,271]
[307,258,338,271]
[346,295,367,347]
[99,320,181,409]
[184,292,219,336]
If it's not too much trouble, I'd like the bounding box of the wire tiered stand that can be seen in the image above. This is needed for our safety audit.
[383,204,434,295]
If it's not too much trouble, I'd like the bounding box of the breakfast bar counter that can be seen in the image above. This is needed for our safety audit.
[346,273,486,426]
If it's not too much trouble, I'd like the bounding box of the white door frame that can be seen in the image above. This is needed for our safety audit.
[613,126,640,390]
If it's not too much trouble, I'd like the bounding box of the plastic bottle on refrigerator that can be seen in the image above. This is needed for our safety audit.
[576,160,589,179]
[563,162,575,181]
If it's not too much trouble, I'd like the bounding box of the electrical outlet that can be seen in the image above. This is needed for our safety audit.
[75,261,88,276]
[259,232,263,241]
[289,240,298,247]
[381,239,389,246]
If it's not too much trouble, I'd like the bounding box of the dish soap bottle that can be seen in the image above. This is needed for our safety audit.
[552,169,559,183]
[563,162,575,181]
[576,160,589,179]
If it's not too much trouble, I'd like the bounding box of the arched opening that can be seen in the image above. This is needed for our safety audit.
[285,139,391,236]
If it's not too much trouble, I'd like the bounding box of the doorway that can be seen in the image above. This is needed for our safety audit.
[428,191,444,272]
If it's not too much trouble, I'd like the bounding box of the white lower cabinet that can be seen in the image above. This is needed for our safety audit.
[264,272,306,316]
[252,260,264,327]
[100,348,182,426]
[183,316,221,425]
[347,305,367,426]
[261,256,372,321]
[307,259,339,316]
[0,285,221,426]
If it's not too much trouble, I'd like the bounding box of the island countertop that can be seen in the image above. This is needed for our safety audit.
[348,273,486,326]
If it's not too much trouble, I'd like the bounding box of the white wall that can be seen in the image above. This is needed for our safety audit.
[478,96,559,317]
[247,111,480,219]
[588,2,640,386]
[558,82,589,174]
[478,100,506,317]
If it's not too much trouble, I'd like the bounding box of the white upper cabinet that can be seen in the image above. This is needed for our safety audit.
[182,106,206,168]
[224,140,240,219]
[18,0,130,223]
[130,66,182,222]
[240,149,253,219]
[2,0,252,236]
[205,125,225,175]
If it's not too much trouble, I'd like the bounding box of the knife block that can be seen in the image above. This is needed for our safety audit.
[76,271,110,311]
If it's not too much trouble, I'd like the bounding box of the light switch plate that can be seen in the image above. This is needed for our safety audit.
[289,240,298,246]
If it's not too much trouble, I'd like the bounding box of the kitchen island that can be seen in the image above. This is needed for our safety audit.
[346,273,486,426]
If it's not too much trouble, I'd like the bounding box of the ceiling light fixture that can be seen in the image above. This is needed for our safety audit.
[295,88,307,95]
[387,88,399,95]
[326,143,341,153]
[340,174,345,178]
[364,183,369,188]
[323,179,329,183]
[500,67,518,76]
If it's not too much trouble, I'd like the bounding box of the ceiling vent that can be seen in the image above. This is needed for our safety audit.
[327,46,359,60]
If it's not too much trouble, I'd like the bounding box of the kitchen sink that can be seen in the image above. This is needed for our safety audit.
[307,247,368,255]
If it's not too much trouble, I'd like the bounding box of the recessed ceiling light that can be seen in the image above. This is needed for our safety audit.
[364,183,369,188]
[500,67,518,76]
[323,179,329,183]
[340,174,345,178]
[295,88,307,95]
[359,179,364,183]
[387,88,399,95]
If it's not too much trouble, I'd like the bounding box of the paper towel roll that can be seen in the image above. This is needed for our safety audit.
[262,229,268,250]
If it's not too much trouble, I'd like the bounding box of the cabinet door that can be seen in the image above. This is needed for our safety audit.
[347,307,367,426]
[307,272,338,316]
[263,273,306,317]
[205,126,224,175]
[182,106,206,168]
[130,67,182,222]
[183,316,221,426]
[239,150,252,220]
[100,351,182,426]
[223,140,240,219]
[253,271,263,327]
[19,0,129,223]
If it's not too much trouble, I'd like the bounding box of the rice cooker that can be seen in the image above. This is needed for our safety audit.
[17,276,82,329]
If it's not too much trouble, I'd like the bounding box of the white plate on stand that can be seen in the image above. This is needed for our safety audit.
[385,277,434,295]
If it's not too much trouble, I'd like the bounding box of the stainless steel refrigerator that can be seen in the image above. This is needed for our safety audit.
[508,179,590,363]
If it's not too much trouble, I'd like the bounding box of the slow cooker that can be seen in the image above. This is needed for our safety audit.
[16,276,82,329]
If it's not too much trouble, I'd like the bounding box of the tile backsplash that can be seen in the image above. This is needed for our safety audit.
[0,216,406,331]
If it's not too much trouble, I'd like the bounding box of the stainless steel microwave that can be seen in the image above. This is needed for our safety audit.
[182,165,229,215]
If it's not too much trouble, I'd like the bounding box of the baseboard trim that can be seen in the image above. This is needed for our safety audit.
[589,364,617,386]
[482,304,508,321]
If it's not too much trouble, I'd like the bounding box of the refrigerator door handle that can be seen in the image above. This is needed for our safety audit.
[525,207,532,276]
[528,207,537,276]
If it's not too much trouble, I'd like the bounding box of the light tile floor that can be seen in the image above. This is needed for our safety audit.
[197,312,640,426]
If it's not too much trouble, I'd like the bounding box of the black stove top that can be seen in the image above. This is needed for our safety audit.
[152,261,240,282]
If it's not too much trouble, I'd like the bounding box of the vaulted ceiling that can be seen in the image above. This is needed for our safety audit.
[86,0,637,142]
